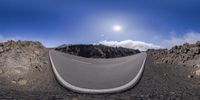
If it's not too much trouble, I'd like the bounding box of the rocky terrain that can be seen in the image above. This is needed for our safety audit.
[148,41,200,76]
[0,40,53,92]
[1,40,200,100]
[148,41,200,65]
[55,44,140,58]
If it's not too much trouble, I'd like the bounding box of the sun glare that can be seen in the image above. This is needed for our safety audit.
[113,25,122,32]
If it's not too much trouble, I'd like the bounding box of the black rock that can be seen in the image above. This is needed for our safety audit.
[55,44,140,58]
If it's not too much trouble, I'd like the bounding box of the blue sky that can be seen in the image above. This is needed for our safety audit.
[0,0,200,48]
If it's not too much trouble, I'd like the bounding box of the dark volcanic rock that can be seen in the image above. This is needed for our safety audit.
[147,41,200,66]
[55,44,140,58]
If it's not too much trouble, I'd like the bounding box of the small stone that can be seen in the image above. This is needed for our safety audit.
[18,79,27,85]
[35,65,42,71]
[188,75,193,78]
[140,95,144,98]
[192,64,200,68]
[196,64,200,68]
[182,60,186,63]
[195,69,200,76]
[164,59,168,63]
[11,81,17,84]
[170,92,175,95]
[34,50,40,55]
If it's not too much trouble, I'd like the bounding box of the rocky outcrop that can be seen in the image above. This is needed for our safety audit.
[0,40,49,89]
[148,41,200,67]
[55,44,140,58]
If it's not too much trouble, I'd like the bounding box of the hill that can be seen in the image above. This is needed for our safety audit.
[55,44,140,58]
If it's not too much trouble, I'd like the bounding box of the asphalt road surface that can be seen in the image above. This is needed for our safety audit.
[49,50,147,93]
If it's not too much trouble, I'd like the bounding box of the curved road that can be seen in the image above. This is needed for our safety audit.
[49,50,147,93]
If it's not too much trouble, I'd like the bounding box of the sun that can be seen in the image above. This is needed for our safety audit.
[113,25,122,32]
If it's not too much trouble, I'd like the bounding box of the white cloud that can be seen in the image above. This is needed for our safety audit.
[99,40,161,51]
[163,32,200,48]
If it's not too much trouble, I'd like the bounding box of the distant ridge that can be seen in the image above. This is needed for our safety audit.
[55,44,140,58]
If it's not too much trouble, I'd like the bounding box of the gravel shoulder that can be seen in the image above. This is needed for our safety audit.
[1,53,200,100]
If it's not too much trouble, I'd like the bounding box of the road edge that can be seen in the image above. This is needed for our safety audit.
[49,50,147,94]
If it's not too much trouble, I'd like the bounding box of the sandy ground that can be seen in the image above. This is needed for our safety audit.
[1,50,200,100]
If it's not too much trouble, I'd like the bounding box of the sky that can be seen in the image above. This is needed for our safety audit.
[0,0,200,50]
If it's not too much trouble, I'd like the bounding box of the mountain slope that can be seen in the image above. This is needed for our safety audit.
[55,44,140,58]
